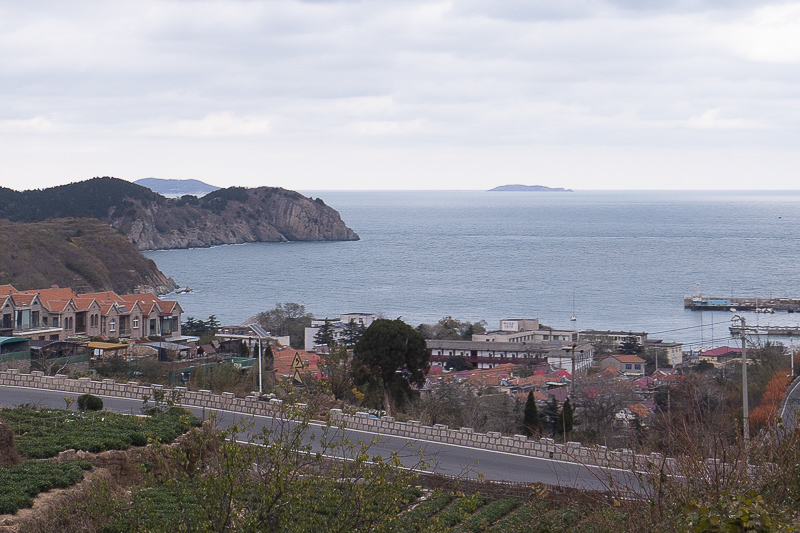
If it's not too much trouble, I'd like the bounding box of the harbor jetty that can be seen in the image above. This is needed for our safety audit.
[729,325,800,337]
[684,295,800,313]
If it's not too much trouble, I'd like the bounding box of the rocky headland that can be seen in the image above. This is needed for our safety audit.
[0,177,358,292]
[0,177,359,251]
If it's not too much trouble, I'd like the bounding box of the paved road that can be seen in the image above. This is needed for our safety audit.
[0,385,644,493]
[780,376,800,433]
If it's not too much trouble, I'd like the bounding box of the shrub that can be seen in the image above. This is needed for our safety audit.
[77,394,103,412]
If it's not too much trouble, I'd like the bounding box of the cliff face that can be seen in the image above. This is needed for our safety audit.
[111,187,359,250]
[0,218,178,294]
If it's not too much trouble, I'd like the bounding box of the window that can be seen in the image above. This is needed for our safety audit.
[110,319,116,332]
[52,316,59,328]
[133,316,139,328]
[635,364,641,370]
[625,364,632,370]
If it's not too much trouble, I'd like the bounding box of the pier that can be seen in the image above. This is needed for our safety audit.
[730,325,800,337]
[684,295,800,313]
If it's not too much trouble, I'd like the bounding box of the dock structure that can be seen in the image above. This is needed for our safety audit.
[684,295,800,313]
[730,325,800,337]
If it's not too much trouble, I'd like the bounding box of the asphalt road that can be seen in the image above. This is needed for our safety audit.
[780,376,800,433]
[0,385,644,493]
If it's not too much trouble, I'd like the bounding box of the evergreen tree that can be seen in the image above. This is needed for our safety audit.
[541,397,560,437]
[522,391,540,437]
[618,334,643,355]
[341,319,367,348]
[314,318,336,348]
[352,319,430,417]
[556,398,574,437]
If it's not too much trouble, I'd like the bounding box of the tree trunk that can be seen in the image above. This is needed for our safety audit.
[383,386,394,418]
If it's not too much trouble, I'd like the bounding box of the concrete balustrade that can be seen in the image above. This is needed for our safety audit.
[0,369,671,474]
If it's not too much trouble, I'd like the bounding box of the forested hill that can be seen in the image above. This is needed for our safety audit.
[0,218,177,294]
[0,177,359,250]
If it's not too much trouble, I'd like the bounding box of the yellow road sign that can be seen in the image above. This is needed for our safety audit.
[291,353,304,370]
[292,369,304,385]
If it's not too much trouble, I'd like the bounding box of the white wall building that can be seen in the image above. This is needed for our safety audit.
[472,319,577,344]
[304,313,377,351]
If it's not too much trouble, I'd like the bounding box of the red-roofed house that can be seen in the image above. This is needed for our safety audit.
[599,354,646,377]
[699,346,742,367]
[1,285,182,341]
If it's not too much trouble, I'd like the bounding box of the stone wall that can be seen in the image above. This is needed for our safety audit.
[0,369,677,474]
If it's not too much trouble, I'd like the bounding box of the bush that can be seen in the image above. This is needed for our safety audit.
[77,394,103,412]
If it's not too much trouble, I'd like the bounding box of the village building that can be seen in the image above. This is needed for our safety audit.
[598,354,646,377]
[472,318,578,344]
[644,340,684,367]
[0,284,182,342]
[426,339,594,373]
[304,312,377,351]
[698,346,743,367]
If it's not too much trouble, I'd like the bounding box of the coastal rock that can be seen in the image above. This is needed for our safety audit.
[114,187,359,250]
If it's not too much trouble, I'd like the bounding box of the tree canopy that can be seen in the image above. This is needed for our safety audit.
[256,302,313,348]
[352,319,430,417]
[416,316,487,341]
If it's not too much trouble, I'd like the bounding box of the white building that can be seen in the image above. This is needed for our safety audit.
[304,313,377,351]
[427,339,593,373]
[472,318,577,344]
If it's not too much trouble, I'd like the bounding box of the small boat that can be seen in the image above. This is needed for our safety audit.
[176,287,193,294]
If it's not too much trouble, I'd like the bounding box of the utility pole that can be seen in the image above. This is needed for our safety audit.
[258,338,263,395]
[733,315,749,447]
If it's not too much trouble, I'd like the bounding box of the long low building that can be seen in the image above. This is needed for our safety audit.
[426,339,594,373]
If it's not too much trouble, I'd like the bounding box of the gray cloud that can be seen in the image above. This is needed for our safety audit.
[1,0,799,190]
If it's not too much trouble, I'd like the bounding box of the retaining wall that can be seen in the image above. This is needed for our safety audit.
[0,369,677,474]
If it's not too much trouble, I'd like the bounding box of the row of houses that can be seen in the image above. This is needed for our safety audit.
[0,284,183,342]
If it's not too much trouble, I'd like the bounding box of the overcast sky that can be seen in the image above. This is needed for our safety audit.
[2,0,799,191]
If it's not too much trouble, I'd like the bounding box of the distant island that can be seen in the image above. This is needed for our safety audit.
[488,184,573,192]
[134,177,220,198]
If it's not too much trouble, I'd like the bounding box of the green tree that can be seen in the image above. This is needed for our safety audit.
[540,397,560,438]
[618,334,643,355]
[256,302,313,348]
[522,391,540,437]
[444,355,474,371]
[417,316,487,340]
[314,318,336,348]
[556,398,574,438]
[352,319,430,417]
[319,343,353,401]
[341,319,367,348]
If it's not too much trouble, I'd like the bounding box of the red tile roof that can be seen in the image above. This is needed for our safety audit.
[700,346,742,358]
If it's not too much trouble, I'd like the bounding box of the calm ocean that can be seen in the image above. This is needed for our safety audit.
[143,190,800,351]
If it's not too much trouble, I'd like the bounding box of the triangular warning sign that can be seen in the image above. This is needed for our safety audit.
[292,369,304,385]
[291,353,304,370]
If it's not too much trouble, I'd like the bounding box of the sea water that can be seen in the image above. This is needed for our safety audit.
[143,190,800,351]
